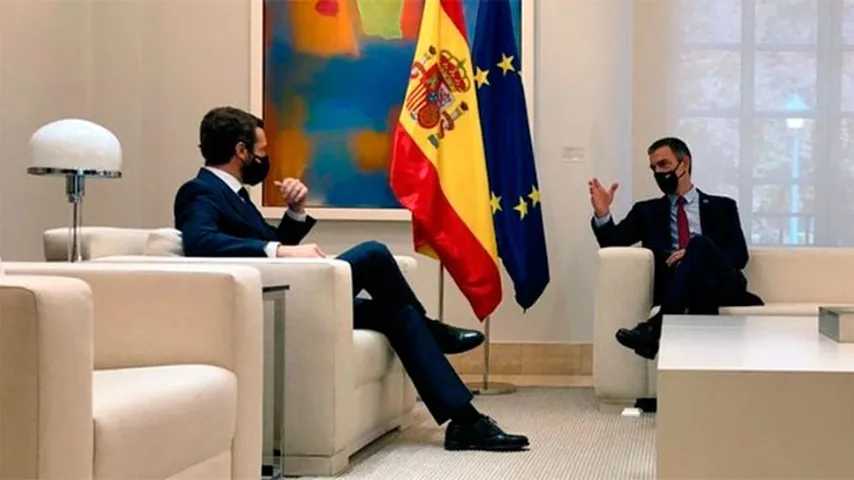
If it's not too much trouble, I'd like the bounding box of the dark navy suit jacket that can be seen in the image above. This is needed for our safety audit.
[174,168,316,257]
[591,190,751,304]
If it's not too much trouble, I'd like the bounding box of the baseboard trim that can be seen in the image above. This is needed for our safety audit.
[448,342,592,376]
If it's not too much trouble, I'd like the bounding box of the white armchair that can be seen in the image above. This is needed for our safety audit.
[594,246,854,402]
[43,227,418,476]
[1,263,263,480]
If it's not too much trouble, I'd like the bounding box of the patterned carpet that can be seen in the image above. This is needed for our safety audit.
[304,388,656,479]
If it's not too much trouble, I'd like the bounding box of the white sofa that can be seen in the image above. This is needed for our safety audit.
[1,263,263,480]
[43,227,418,476]
[595,246,854,402]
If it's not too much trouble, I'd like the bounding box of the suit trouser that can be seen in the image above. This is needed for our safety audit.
[337,241,473,425]
[654,235,750,327]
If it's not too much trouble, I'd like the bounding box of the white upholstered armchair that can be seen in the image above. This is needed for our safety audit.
[594,246,854,402]
[1,263,263,480]
[43,227,418,476]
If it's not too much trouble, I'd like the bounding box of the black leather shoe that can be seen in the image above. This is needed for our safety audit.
[445,415,529,451]
[635,397,657,413]
[427,319,484,354]
[615,322,659,360]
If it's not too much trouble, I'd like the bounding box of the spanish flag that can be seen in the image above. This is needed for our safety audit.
[390,0,501,320]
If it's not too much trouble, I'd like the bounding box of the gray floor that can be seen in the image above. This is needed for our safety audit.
[303,387,656,480]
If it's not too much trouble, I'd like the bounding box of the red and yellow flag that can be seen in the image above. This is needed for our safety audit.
[390,0,501,320]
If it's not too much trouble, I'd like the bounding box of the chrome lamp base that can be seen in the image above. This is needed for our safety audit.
[27,167,121,262]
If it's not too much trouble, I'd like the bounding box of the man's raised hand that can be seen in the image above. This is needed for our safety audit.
[588,178,619,218]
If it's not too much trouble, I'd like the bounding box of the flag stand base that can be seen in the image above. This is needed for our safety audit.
[468,382,517,396]
[466,313,517,396]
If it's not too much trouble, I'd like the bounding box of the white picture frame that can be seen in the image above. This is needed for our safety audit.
[249,0,535,222]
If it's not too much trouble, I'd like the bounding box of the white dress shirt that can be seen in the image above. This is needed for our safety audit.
[204,166,307,258]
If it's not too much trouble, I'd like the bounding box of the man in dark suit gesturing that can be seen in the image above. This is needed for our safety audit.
[174,107,528,451]
[588,137,762,360]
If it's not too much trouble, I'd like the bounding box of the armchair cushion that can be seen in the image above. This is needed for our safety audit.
[93,364,237,479]
[44,227,151,261]
[353,330,396,388]
[143,228,184,257]
[743,247,854,303]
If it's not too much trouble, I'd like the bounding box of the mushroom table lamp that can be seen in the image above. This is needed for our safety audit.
[28,119,122,261]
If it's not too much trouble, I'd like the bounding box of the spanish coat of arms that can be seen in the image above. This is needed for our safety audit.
[405,46,473,148]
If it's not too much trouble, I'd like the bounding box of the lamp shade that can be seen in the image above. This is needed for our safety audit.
[29,119,122,172]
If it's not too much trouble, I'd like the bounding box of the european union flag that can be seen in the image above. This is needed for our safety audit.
[473,0,549,309]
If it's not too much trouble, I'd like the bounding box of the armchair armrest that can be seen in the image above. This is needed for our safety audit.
[262,260,356,459]
[593,247,655,401]
[1,276,94,480]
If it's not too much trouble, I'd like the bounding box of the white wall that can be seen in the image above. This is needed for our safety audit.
[525,0,634,342]
[0,0,252,260]
[632,0,671,200]
[0,0,634,343]
[0,1,94,260]
[85,0,254,228]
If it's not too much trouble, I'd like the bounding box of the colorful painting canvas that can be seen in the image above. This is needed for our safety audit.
[263,0,523,209]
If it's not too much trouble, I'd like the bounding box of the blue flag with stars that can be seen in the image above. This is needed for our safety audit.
[473,0,549,309]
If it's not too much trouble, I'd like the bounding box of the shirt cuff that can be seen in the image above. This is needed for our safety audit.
[593,213,612,228]
[264,242,279,258]
[286,209,307,222]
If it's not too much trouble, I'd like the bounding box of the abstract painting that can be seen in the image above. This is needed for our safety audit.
[262,0,524,210]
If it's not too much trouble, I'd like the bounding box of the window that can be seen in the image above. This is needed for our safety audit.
[670,0,854,246]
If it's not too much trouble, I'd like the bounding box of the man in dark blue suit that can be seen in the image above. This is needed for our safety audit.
[589,137,762,360]
[174,107,528,451]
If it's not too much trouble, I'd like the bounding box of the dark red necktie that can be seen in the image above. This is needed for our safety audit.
[677,196,690,249]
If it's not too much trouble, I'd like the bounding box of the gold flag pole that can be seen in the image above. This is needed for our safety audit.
[467,314,516,395]
[438,262,445,323]
[437,263,516,395]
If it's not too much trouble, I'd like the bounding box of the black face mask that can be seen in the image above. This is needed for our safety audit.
[241,154,270,186]
[654,160,683,195]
